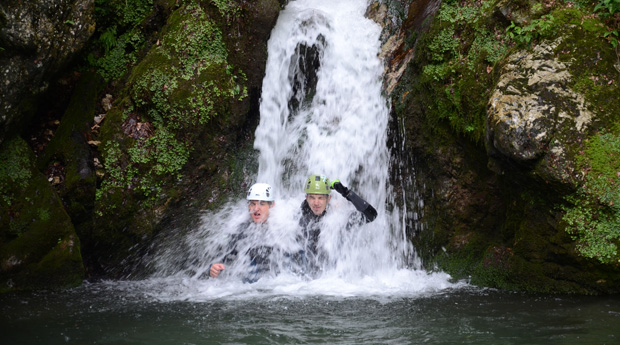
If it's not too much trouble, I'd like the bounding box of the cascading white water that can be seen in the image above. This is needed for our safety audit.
[138,0,458,301]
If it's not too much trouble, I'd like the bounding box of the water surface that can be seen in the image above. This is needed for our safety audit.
[2,284,619,344]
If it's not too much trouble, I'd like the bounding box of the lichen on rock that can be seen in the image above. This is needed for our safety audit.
[486,37,596,187]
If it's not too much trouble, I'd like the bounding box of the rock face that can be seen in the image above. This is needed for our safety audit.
[486,38,593,186]
[2,0,618,294]
[386,2,620,293]
[0,0,282,290]
[87,0,282,276]
[0,137,84,292]
[0,0,95,145]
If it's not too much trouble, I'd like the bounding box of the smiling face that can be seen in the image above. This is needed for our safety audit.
[305,193,331,216]
[248,200,274,223]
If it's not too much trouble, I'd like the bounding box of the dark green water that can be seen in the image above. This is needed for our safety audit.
[2,284,619,344]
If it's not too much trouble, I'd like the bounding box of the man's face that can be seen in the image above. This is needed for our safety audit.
[306,194,331,216]
[248,200,274,223]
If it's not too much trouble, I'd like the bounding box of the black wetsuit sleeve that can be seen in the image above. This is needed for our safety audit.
[346,190,377,222]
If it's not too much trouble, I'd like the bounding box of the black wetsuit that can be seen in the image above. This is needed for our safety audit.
[214,221,274,283]
[297,191,377,275]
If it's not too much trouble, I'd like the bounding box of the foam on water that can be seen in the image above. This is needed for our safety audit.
[125,0,464,301]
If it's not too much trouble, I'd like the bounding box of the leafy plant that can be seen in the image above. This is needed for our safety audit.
[506,14,556,45]
[467,28,508,70]
[563,132,620,264]
[99,27,118,52]
[128,129,190,179]
[92,30,143,80]
[88,0,153,80]
[428,28,459,62]
[603,29,619,48]
[210,0,242,20]
[594,0,620,17]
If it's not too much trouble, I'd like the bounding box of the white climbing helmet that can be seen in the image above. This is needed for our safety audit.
[246,183,274,202]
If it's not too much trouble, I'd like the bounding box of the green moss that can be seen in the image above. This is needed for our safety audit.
[36,72,104,245]
[129,1,247,128]
[0,137,84,291]
[393,0,620,293]
[89,0,255,273]
[562,131,620,264]
[0,137,32,206]
[87,0,156,80]
[96,0,248,209]
[412,0,509,143]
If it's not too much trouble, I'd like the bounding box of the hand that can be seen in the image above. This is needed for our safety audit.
[209,263,225,278]
[330,179,349,196]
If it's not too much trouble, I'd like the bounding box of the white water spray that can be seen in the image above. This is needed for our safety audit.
[138,0,459,301]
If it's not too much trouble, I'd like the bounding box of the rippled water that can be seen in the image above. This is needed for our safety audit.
[2,284,619,344]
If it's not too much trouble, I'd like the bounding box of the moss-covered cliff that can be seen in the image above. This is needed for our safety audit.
[86,0,282,276]
[386,0,620,293]
[0,137,84,292]
[0,0,281,290]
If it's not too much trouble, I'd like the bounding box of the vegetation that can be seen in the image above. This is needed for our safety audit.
[0,137,32,206]
[505,13,557,45]
[394,0,620,292]
[411,0,619,146]
[0,137,85,291]
[563,131,620,264]
[95,0,248,213]
[87,0,154,80]
[414,0,509,143]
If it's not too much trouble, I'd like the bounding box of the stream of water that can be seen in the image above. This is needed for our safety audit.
[3,0,620,344]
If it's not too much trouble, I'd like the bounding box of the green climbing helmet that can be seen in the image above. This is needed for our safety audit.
[304,174,331,195]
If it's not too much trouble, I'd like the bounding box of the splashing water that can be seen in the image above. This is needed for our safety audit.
[131,0,461,301]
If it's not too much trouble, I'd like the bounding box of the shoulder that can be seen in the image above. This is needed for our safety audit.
[232,220,253,240]
[300,199,309,209]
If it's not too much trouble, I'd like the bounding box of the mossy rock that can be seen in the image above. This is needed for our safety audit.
[88,0,279,276]
[391,1,620,293]
[37,71,105,242]
[0,137,84,292]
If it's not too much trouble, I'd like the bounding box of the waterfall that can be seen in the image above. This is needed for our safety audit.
[139,0,457,300]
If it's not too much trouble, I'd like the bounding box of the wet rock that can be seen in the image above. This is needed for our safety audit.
[0,137,84,292]
[373,0,440,95]
[487,38,593,186]
[389,1,620,293]
[288,38,325,113]
[37,72,105,258]
[494,0,545,25]
[0,0,95,145]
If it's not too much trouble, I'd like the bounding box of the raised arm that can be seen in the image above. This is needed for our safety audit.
[331,180,377,222]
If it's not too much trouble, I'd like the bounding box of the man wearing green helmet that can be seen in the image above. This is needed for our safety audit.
[298,174,377,274]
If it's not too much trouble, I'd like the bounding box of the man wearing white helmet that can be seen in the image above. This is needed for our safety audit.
[247,182,275,223]
[209,183,275,279]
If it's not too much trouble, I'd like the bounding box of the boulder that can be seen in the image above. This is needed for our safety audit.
[0,0,95,144]
[0,137,84,292]
[486,38,593,187]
